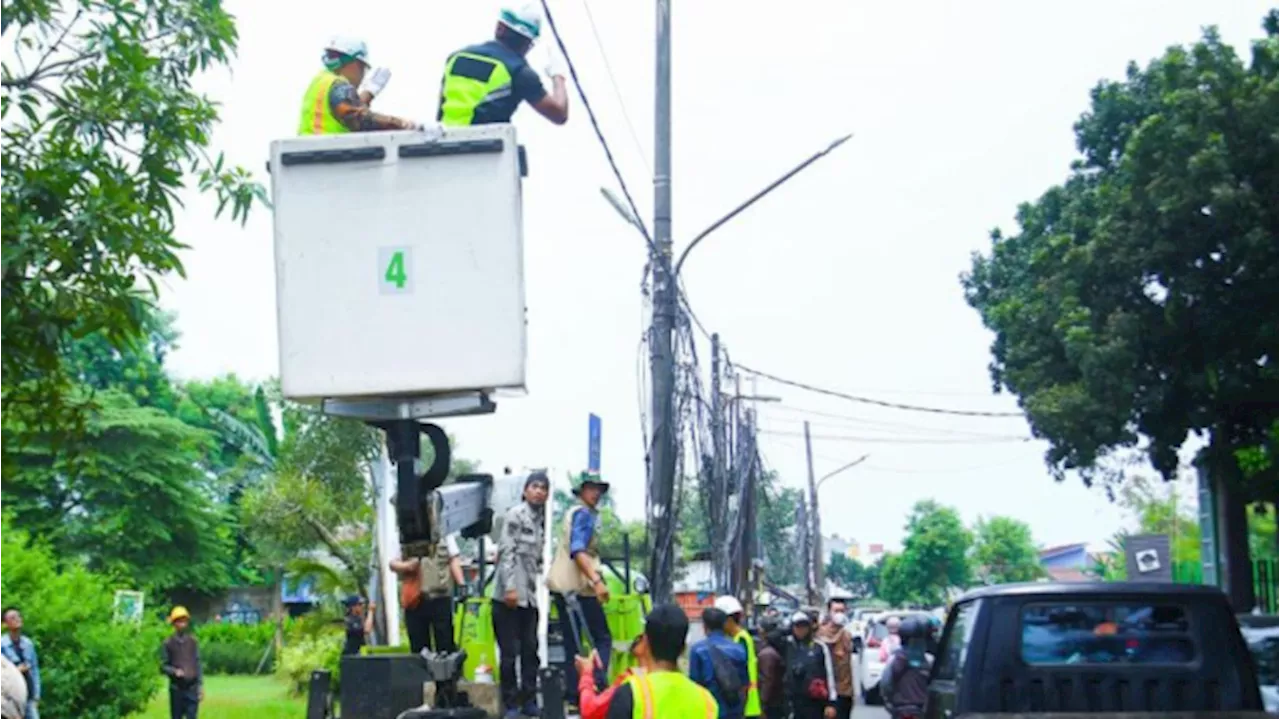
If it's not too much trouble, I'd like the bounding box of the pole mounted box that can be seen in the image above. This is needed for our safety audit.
[268,125,528,402]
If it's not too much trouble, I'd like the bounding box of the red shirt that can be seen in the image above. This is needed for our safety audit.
[579,668,635,719]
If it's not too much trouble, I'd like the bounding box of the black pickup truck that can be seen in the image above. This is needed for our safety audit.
[923,582,1269,719]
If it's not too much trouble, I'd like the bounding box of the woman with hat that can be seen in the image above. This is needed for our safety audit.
[546,472,614,712]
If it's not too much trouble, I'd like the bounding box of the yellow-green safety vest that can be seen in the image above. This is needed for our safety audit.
[438,52,513,126]
[298,70,349,136]
[625,670,719,719]
[734,628,761,717]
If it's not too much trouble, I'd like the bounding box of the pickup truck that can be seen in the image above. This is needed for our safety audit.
[923,582,1269,719]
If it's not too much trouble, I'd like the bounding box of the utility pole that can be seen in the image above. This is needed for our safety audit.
[648,0,677,604]
[804,420,821,605]
[709,333,727,592]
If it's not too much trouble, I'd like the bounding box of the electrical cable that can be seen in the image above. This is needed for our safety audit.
[737,364,1026,418]
[756,428,1033,445]
[756,406,1031,440]
[538,0,654,254]
[579,0,650,175]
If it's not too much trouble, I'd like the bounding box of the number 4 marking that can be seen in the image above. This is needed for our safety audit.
[385,251,407,289]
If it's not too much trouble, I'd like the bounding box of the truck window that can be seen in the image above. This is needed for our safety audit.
[1020,602,1197,665]
[934,600,981,680]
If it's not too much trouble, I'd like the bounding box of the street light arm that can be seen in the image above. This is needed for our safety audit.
[816,453,869,488]
[673,133,853,278]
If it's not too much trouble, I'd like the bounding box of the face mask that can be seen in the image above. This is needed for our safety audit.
[832,612,848,626]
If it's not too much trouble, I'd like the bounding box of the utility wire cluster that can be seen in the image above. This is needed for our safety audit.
[539,1,1030,598]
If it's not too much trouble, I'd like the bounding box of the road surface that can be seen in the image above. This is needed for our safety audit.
[853,705,891,719]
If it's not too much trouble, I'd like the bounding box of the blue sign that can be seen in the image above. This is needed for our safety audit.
[588,413,602,474]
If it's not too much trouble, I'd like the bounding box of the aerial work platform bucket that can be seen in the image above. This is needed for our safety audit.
[268,124,527,405]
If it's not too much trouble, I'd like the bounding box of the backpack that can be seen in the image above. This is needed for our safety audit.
[707,643,745,710]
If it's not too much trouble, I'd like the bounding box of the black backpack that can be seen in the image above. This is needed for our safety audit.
[708,643,745,710]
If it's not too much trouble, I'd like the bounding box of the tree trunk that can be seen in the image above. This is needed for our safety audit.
[273,564,285,657]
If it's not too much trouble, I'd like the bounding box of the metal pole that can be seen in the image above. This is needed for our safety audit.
[648,0,676,604]
[710,333,725,592]
[805,420,822,605]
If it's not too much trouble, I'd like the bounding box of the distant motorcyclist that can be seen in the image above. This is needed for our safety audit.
[879,617,932,719]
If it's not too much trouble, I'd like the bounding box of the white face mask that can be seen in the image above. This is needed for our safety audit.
[831,612,848,626]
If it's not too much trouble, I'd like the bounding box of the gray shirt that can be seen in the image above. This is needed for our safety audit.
[491,501,545,607]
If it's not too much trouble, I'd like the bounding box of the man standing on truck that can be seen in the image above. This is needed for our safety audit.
[492,471,550,719]
[715,595,763,719]
[547,473,614,713]
[436,4,571,126]
[298,36,419,135]
[783,612,837,719]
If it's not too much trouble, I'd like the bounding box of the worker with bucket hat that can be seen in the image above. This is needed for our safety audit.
[436,4,570,126]
[161,606,203,719]
[546,472,614,713]
[298,35,419,135]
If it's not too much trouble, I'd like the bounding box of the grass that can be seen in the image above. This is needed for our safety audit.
[129,674,306,719]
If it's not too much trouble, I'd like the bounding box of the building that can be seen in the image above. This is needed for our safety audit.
[1039,543,1093,581]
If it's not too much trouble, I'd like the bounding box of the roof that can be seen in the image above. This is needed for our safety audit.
[1038,542,1089,560]
[954,581,1227,603]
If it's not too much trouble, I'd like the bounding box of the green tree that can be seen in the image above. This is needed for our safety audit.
[1,0,267,453]
[4,389,234,596]
[756,470,804,586]
[961,15,1278,504]
[880,501,973,606]
[826,552,880,599]
[1,516,167,718]
[971,516,1046,585]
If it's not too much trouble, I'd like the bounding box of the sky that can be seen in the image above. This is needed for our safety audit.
[161,0,1277,553]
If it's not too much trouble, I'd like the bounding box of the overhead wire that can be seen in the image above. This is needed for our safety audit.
[578,0,651,176]
[538,0,654,255]
[756,406,1032,440]
[737,364,1026,418]
[756,428,1032,445]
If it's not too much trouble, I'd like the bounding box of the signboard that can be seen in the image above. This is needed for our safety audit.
[113,590,144,625]
[1125,534,1172,582]
[587,413,602,474]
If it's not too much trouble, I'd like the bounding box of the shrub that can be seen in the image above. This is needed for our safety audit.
[0,517,166,719]
[277,632,343,695]
[195,620,280,674]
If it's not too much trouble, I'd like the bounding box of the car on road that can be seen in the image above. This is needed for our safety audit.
[857,610,934,705]
[848,607,883,653]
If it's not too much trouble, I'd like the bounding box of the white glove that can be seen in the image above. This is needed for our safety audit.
[362,67,392,97]
[543,46,567,80]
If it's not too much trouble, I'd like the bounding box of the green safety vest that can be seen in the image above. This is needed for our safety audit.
[438,51,513,126]
[625,670,719,719]
[298,70,349,136]
[734,628,761,717]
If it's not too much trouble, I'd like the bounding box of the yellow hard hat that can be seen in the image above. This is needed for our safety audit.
[168,606,191,624]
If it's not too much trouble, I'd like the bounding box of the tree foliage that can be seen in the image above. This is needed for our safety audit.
[878,501,972,607]
[962,13,1278,504]
[825,552,880,599]
[1,0,266,448]
[4,389,234,596]
[755,470,804,586]
[1,515,167,718]
[971,516,1046,585]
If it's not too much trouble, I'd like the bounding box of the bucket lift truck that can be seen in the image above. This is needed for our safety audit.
[269,124,559,718]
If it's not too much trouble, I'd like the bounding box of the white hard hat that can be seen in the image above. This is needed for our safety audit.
[498,4,543,41]
[714,596,744,616]
[791,610,812,625]
[323,36,370,68]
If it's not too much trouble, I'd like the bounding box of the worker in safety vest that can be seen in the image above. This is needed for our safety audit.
[436,4,570,126]
[298,36,418,135]
[601,603,719,719]
[716,596,762,719]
